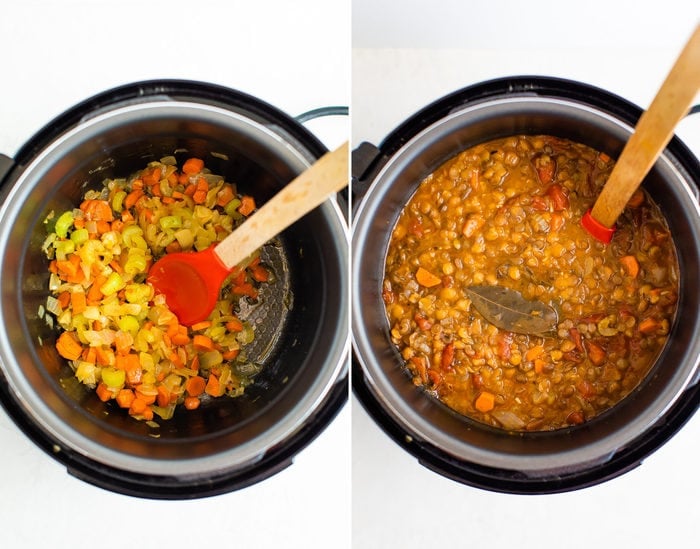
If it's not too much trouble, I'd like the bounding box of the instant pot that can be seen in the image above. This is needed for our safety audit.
[0,80,349,499]
[352,76,700,494]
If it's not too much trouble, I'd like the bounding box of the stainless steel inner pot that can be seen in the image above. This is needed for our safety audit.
[352,78,700,492]
[0,82,349,498]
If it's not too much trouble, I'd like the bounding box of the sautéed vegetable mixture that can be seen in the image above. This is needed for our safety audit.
[383,135,679,431]
[43,156,269,422]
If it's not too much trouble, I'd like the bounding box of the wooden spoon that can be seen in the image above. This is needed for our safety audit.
[582,23,700,243]
[147,142,348,325]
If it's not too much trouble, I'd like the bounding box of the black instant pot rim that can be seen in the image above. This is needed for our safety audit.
[351,75,700,494]
[12,79,329,167]
[0,79,348,499]
[1,364,347,500]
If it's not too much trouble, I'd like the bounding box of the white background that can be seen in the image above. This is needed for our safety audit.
[0,1,349,548]
[352,1,699,548]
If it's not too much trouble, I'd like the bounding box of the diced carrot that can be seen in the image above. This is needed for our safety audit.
[141,166,161,185]
[56,331,83,361]
[171,332,190,346]
[620,255,640,278]
[124,189,145,209]
[232,282,258,298]
[547,183,569,211]
[95,346,115,367]
[156,385,171,408]
[57,291,71,309]
[96,382,112,402]
[414,313,432,331]
[167,351,183,368]
[225,318,244,332]
[525,345,545,362]
[167,171,178,186]
[415,267,441,288]
[185,375,206,397]
[115,351,136,370]
[129,396,148,415]
[191,320,212,331]
[216,184,235,206]
[585,341,606,366]
[222,348,240,360]
[183,396,200,410]
[475,391,496,413]
[251,264,269,283]
[56,258,80,279]
[577,379,596,399]
[550,212,565,232]
[87,279,104,303]
[192,335,214,351]
[116,388,135,408]
[182,158,204,175]
[638,317,661,334]
[192,189,207,204]
[80,199,114,222]
[205,374,223,397]
[441,342,454,369]
[114,330,133,356]
[82,346,97,364]
[134,387,156,405]
[534,358,547,374]
[237,195,256,216]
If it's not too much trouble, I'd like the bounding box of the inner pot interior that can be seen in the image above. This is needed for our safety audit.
[0,101,348,477]
[352,96,700,477]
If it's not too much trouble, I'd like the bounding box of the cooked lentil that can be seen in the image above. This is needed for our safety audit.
[383,135,679,431]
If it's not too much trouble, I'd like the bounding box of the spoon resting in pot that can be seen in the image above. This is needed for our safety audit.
[147,142,348,326]
[582,23,700,243]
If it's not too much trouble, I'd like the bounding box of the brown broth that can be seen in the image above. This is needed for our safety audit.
[383,135,679,431]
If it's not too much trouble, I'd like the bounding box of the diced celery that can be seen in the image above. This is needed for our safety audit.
[117,315,139,335]
[112,190,127,213]
[100,272,125,296]
[200,350,223,369]
[124,248,148,274]
[224,198,241,217]
[70,228,89,246]
[101,366,125,389]
[158,215,182,230]
[54,211,74,238]
[54,239,75,260]
[121,225,144,247]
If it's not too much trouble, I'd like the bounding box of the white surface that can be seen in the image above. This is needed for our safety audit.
[352,2,700,548]
[0,1,349,548]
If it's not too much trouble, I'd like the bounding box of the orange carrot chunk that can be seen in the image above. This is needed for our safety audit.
[415,267,441,288]
[182,158,204,175]
[475,391,496,413]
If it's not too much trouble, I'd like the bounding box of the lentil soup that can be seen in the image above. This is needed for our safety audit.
[382,135,679,431]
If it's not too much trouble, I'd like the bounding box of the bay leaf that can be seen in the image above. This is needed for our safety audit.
[465,285,558,336]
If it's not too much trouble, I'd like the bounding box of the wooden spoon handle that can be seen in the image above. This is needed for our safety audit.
[214,141,348,270]
[590,23,700,228]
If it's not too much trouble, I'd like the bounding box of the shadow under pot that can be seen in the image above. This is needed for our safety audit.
[0,80,349,499]
[351,76,700,494]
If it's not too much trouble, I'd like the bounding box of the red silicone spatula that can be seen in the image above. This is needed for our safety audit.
[582,23,700,243]
[147,142,348,325]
